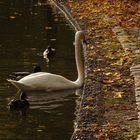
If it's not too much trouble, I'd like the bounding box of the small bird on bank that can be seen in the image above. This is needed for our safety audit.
[8,92,29,111]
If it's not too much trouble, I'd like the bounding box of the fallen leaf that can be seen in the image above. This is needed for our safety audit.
[135,107,140,112]
[99,135,106,140]
[113,91,124,98]
[86,96,94,104]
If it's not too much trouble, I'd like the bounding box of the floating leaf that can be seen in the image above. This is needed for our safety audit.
[37,129,43,132]
[9,15,16,19]
[45,26,52,30]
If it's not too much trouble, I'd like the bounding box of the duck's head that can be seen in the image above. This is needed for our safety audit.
[33,65,41,73]
[20,92,28,100]
[48,45,52,51]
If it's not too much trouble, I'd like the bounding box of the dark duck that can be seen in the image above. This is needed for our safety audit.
[10,64,41,80]
[33,64,41,73]
[9,92,29,110]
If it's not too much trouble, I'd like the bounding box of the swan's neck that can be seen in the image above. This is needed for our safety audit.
[74,34,84,87]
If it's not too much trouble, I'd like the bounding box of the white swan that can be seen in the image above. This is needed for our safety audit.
[7,31,85,92]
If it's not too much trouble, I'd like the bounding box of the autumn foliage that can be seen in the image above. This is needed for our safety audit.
[68,0,140,28]
[66,0,140,139]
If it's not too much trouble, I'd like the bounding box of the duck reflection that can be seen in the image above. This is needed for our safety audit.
[29,89,76,112]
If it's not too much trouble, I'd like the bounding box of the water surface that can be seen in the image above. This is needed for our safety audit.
[0,1,77,139]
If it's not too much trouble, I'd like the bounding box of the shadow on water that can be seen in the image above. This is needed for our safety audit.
[0,0,78,139]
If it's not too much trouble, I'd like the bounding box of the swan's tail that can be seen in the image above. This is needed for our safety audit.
[7,79,31,91]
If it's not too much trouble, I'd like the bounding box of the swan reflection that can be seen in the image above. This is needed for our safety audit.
[28,89,77,112]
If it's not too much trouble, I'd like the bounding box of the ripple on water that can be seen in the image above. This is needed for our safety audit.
[29,89,76,112]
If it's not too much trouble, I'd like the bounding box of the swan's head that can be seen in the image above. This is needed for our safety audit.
[76,31,86,44]
[76,31,84,38]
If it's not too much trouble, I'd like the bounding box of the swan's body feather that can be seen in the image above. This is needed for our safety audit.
[7,72,78,91]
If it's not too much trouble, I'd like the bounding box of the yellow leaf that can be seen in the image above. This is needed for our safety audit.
[113,91,123,98]
[105,72,112,76]
[37,129,43,132]
[135,107,140,111]
[79,16,84,19]
[45,26,52,30]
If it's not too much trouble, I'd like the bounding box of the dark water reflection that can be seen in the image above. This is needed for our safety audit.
[0,1,77,139]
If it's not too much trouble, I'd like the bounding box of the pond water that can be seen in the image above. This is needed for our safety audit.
[0,0,77,139]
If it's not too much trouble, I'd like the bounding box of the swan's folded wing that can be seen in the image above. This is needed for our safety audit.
[7,79,31,91]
